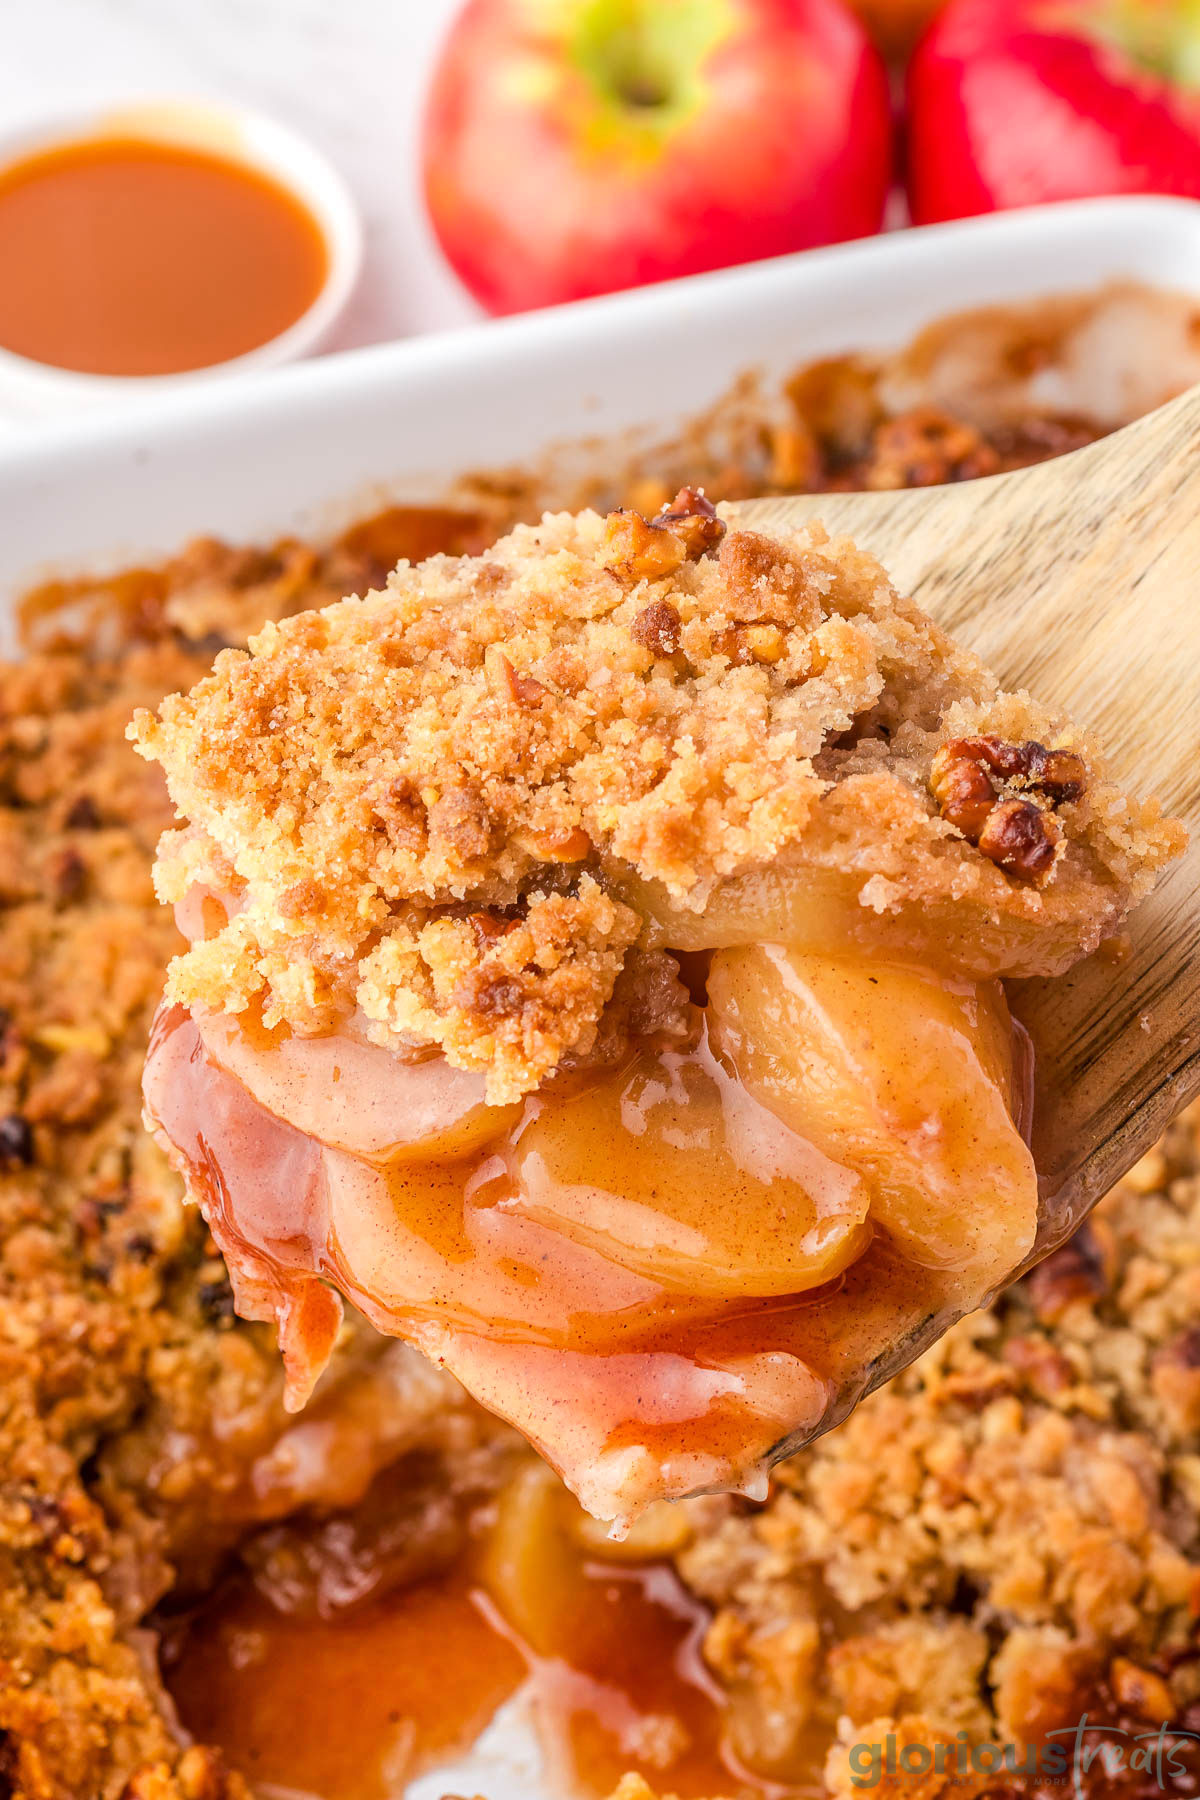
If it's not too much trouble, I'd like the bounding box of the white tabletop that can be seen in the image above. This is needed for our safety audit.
[0,0,484,352]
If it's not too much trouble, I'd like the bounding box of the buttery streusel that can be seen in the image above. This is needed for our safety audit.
[131,510,1180,1105]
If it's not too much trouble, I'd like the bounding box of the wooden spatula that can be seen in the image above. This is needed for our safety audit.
[730,380,1200,1296]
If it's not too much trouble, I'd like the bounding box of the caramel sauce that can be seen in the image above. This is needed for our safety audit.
[144,983,1032,1519]
[163,1501,770,1800]
[0,135,328,375]
[142,877,1039,1528]
[334,506,496,576]
[164,1567,524,1800]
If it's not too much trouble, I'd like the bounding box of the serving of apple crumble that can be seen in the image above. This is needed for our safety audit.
[130,494,1181,1527]
[0,288,1197,1800]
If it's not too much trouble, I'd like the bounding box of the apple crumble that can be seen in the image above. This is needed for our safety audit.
[131,499,1182,1526]
[0,286,1197,1800]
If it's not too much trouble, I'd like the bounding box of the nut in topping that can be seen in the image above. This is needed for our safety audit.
[486,646,549,709]
[939,734,1087,806]
[461,967,527,1022]
[930,745,996,840]
[1030,746,1087,805]
[930,734,1085,880]
[603,509,687,584]
[649,486,726,559]
[0,1113,34,1171]
[977,798,1061,884]
[1027,1224,1111,1322]
[527,825,592,863]
[630,599,683,659]
[714,621,787,667]
[743,623,786,664]
[1150,1324,1200,1434]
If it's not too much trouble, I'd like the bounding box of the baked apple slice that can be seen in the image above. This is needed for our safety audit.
[707,947,1038,1291]
[506,1025,871,1299]
[194,1004,518,1163]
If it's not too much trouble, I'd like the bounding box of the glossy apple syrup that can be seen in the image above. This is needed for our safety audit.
[143,956,1035,1522]
[161,1480,768,1800]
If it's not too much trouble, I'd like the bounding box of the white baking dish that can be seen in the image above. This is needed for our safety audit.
[3,194,1200,606]
[4,195,1200,1800]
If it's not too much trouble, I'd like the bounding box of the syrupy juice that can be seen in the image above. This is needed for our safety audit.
[163,1463,793,1800]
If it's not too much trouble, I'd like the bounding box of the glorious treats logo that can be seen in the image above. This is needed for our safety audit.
[847,1717,1200,1793]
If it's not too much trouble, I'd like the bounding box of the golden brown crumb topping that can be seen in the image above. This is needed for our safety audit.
[132,504,1182,1102]
[355,877,642,1100]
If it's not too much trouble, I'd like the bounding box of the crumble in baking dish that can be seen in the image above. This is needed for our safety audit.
[0,284,1197,1800]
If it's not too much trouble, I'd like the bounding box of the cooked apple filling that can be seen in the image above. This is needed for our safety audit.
[132,495,1183,1522]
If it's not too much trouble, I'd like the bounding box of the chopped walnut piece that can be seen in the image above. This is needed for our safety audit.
[486,647,549,708]
[0,1112,34,1170]
[1002,1333,1077,1397]
[977,797,1062,884]
[524,825,593,863]
[464,910,515,950]
[934,1364,1020,1411]
[560,948,693,1074]
[929,747,996,839]
[64,793,100,830]
[787,354,882,459]
[931,733,1084,884]
[713,621,788,667]
[1032,747,1088,804]
[458,968,527,1021]
[603,509,687,584]
[766,422,820,491]
[630,600,683,659]
[649,486,727,559]
[939,733,1087,804]
[48,845,88,906]
[744,623,786,664]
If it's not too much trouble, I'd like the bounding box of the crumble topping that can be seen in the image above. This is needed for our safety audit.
[132,502,1184,1102]
[354,877,641,1100]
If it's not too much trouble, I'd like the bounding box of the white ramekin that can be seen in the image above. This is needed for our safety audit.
[0,98,363,426]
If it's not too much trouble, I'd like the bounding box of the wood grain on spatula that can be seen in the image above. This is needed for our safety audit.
[730,380,1200,1267]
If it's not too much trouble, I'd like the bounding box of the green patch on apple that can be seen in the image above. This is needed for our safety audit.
[568,0,738,130]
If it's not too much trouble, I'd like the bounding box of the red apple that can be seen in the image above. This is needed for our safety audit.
[422,0,893,315]
[850,0,950,60]
[907,0,1200,224]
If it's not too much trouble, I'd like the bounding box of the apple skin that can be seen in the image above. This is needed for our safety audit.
[422,0,893,315]
[907,0,1200,224]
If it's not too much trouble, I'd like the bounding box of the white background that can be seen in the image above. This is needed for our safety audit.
[0,0,483,349]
